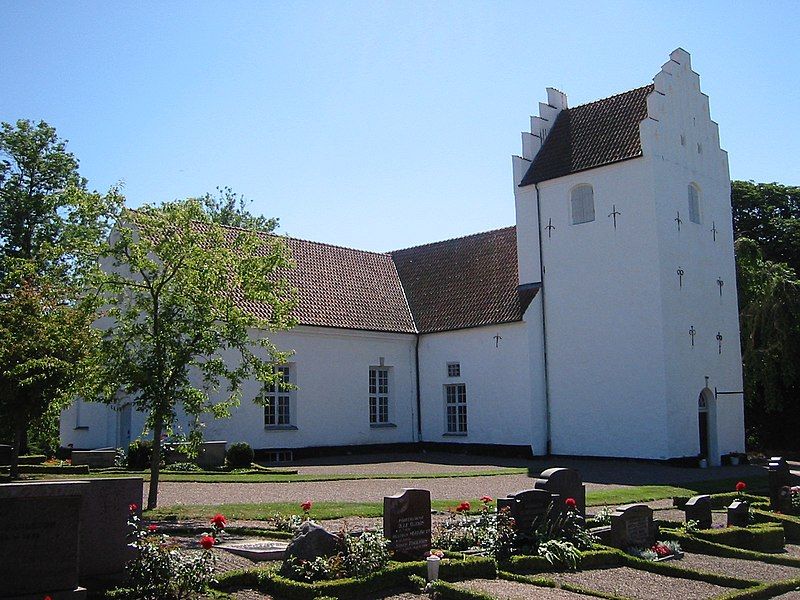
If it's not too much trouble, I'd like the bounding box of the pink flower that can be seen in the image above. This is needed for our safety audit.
[129,503,138,512]
[301,500,312,512]
[565,497,577,509]
[200,535,215,550]
[211,513,227,528]
[480,495,493,503]
[735,481,746,492]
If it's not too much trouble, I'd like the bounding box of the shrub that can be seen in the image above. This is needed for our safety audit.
[126,440,154,470]
[226,442,254,468]
[167,462,202,472]
[279,530,390,582]
[537,539,581,570]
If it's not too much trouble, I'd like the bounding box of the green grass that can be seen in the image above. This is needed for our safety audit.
[585,476,769,507]
[36,466,527,483]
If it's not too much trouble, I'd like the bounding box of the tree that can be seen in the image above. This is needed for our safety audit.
[0,119,120,476]
[198,186,278,233]
[95,199,296,508]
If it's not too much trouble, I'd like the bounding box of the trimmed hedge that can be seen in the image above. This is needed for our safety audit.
[503,548,621,575]
[751,507,800,543]
[661,529,800,567]
[712,578,800,600]
[693,523,785,553]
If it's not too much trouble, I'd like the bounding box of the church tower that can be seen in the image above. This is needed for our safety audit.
[513,49,744,463]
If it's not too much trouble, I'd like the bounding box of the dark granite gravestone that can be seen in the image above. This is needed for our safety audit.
[610,504,657,549]
[727,499,750,527]
[496,489,556,534]
[0,481,90,599]
[777,486,793,515]
[383,488,431,560]
[768,457,791,512]
[684,495,712,529]
[533,467,586,517]
[0,444,11,465]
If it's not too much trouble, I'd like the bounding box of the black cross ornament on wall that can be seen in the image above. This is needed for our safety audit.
[689,325,696,347]
[675,211,683,232]
[608,205,621,230]
[677,268,685,288]
[716,332,723,354]
[545,218,555,238]
[717,278,724,297]
[711,221,718,242]
[493,334,502,348]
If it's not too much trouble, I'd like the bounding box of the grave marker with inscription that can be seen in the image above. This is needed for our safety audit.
[684,495,712,530]
[533,467,586,517]
[610,504,656,549]
[383,488,431,561]
[727,500,749,527]
[768,457,791,512]
[496,489,555,534]
[0,481,90,599]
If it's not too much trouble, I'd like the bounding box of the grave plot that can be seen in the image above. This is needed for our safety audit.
[676,551,800,582]
[452,578,596,599]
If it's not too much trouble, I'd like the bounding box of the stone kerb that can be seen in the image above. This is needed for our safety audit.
[0,480,90,599]
[383,488,431,561]
[532,467,586,517]
[610,504,657,549]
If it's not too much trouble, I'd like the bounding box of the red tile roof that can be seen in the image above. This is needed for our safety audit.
[520,84,654,186]
[391,227,535,334]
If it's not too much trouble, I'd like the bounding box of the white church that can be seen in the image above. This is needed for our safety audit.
[61,49,745,466]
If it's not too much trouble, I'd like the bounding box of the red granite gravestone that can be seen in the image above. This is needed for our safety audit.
[383,488,431,561]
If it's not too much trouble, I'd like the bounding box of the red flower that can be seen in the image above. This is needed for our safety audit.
[44,596,53,600]
[200,535,215,550]
[480,495,493,503]
[129,503,138,512]
[735,481,746,492]
[565,497,577,509]
[455,501,471,512]
[301,500,312,512]
[211,513,227,528]
[147,524,158,532]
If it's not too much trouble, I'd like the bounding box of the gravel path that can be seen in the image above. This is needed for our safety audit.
[677,551,800,582]
[454,578,592,599]
[547,566,732,599]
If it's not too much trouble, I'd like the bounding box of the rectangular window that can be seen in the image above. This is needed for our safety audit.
[369,367,390,424]
[263,365,292,427]
[447,362,460,377]
[688,184,701,224]
[445,384,467,434]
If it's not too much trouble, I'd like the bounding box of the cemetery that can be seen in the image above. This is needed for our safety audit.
[1,461,798,599]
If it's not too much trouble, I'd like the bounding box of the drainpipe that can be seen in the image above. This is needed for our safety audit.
[415,334,422,439]
[535,182,552,455]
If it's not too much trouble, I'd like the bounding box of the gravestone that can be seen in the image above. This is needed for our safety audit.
[777,486,793,515]
[78,478,143,584]
[71,450,117,469]
[497,489,556,534]
[218,540,289,561]
[610,504,656,549]
[197,441,227,468]
[727,499,749,527]
[0,444,11,465]
[533,467,586,517]
[0,481,90,599]
[768,457,791,512]
[285,522,341,561]
[684,495,712,530]
[383,488,431,560]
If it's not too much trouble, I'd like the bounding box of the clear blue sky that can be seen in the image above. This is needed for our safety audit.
[2,1,798,252]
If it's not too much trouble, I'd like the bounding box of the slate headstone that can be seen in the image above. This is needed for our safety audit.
[727,499,750,527]
[285,522,341,562]
[610,504,657,549]
[684,495,712,530]
[383,488,431,560]
[497,489,556,534]
[0,481,90,598]
[768,457,791,512]
[533,467,586,517]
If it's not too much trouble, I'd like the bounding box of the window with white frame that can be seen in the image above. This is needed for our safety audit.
[445,384,467,434]
[688,183,701,224]
[369,367,390,424]
[262,365,292,427]
[447,362,460,377]
[570,184,595,224]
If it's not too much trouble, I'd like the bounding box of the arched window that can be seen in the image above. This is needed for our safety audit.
[571,184,595,225]
[688,184,701,224]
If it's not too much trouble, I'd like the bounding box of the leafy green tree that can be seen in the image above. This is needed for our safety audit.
[198,186,278,233]
[0,119,120,476]
[95,199,295,508]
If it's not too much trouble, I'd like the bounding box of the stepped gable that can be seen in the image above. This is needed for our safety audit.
[391,226,535,334]
[520,84,654,185]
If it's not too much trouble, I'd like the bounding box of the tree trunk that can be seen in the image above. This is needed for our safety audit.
[10,423,24,479]
[147,415,164,510]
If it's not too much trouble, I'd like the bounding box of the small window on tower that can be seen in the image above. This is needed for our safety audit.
[688,184,701,224]
[447,362,460,377]
[570,185,595,225]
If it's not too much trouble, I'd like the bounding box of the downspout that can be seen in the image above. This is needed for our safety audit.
[535,182,552,455]
[415,334,422,438]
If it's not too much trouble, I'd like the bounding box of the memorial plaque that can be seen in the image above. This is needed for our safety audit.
[0,481,90,598]
[383,488,431,560]
[533,467,586,517]
[684,495,712,530]
[727,500,749,527]
[768,457,791,512]
[496,489,555,534]
[610,504,656,549]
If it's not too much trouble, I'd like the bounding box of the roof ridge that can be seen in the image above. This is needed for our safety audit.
[390,225,516,254]
[570,83,654,111]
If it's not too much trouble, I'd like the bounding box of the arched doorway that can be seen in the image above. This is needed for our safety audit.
[698,388,717,464]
